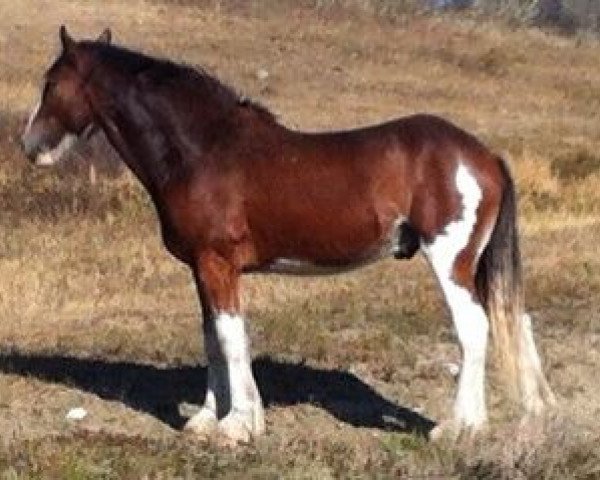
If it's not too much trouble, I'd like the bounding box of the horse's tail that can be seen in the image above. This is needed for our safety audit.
[475,156,523,397]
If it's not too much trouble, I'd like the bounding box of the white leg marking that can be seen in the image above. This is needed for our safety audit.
[215,312,254,412]
[446,284,489,427]
[186,312,264,441]
[423,163,489,430]
[215,312,264,441]
[36,133,77,166]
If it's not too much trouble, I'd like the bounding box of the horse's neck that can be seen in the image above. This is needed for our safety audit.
[92,83,177,197]
[92,74,238,195]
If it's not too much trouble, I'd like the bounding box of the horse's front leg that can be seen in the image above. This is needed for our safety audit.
[184,249,265,444]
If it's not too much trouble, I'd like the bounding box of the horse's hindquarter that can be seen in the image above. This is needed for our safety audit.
[242,124,414,268]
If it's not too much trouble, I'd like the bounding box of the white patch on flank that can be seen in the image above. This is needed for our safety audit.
[35,133,77,166]
[424,163,481,274]
[422,162,489,429]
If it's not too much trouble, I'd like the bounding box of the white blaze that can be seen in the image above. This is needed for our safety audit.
[24,83,78,166]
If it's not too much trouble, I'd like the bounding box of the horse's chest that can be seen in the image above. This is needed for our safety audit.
[154,188,204,261]
[157,180,248,262]
[156,209,193,262]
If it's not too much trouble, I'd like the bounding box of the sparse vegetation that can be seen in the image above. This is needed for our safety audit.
[1,0,599,478]
[552,149,600,181]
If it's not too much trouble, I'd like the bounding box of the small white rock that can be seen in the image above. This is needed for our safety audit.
[443,362,461,377]
[66,407,88,421]
[256,68,269,81]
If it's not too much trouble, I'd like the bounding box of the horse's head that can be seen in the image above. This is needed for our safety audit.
[21,26,111,166]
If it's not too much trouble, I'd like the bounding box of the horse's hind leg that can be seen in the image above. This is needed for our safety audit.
[425,243,490,436]
[422,164,493,437]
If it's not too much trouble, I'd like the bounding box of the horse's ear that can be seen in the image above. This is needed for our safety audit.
[97,28,111,45]
[59,25,75,52]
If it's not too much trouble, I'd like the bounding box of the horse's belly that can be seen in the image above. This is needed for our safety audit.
[261,255,386,276]
[249,217,420,275]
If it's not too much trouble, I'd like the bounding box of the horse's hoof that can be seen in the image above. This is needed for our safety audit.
[183,408,218,438]
[429,420,458,442]
[429,419,486,443]
[217,412,254,446]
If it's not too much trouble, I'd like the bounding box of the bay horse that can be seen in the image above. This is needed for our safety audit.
[20,27,555,443]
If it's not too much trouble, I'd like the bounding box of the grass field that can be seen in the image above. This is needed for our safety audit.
[1,0,600,478]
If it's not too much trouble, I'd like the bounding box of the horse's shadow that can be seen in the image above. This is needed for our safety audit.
[0,350,434,436]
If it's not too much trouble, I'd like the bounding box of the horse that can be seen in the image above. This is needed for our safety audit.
[20,27,555,443]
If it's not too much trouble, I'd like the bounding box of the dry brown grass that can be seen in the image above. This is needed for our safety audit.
[1,0,600,478]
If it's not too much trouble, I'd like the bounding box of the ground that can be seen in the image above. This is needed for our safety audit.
[0,1,600,478]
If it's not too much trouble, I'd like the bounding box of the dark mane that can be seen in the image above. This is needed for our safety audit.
[81,41,276,123]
